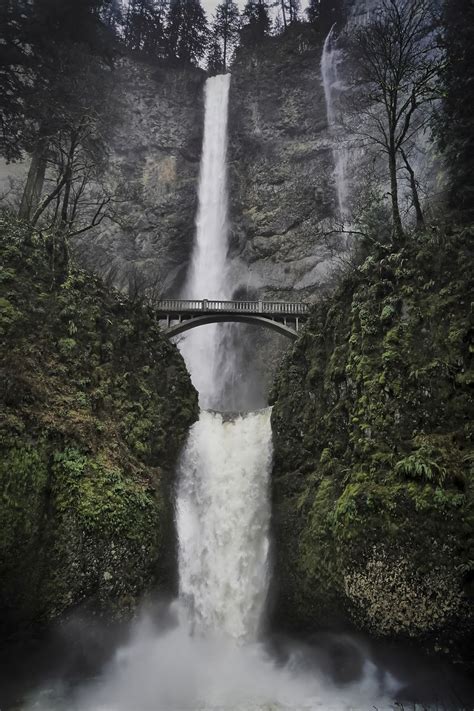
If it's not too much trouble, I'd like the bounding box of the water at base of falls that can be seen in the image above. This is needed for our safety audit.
[16,407,404,711]
[16,411,405,711]
[19,412,402,711]
[22,617,400,711]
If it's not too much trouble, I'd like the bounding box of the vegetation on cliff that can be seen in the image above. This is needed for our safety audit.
[271,226,473,665]
[0,216,198,637]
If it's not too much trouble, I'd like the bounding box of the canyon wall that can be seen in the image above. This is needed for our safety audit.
[75,57,206,297]
[0,217,198,634]
[227,27,342,301]
[270,226,474,668]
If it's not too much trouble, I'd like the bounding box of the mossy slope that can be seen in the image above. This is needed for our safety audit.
[271,228,474,666]
[0,217,198,636]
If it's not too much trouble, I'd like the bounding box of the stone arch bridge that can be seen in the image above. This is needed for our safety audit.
[156,300,310,340]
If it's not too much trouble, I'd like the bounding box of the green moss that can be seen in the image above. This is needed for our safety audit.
[271,226,474,666]
[0,215,199,634]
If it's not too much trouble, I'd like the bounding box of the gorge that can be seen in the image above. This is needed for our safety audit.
[1,2,473,709]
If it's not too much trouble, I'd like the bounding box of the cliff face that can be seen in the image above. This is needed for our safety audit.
[1,36,344,305]
[75,32,341,304]
[0,217,198,635]
[270,227,474,667]
[75,58,206,298]
[228,28,341,300]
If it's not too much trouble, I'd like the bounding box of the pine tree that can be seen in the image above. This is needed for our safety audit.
[306,0,319,25]
[212,0,240,70]
[166,0,209,65]
[0,0,33,160]
[280,0,300,27]
[124,0,168,56]
[306,0,344,31]
[241,0,272,43]
[441,0,474,219]
[207,38,225,75]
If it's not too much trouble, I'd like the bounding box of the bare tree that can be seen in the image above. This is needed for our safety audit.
[31,112,112,237]
[351,0,441,242]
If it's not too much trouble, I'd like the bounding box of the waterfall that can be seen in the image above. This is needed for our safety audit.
[177,74,272,640]
[321,26,350,221]
[24,72,402,711]
[179,74,233,410]
[177,409,272,640]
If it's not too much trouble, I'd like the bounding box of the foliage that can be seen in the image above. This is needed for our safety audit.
[211,0,240,71]
[166,0,209,65]
[0,215,198,634]
[306,0,345,31]
[270,225,474,665]
[349,0,441,241]
[241,0,272,44]
[439,0,474,220]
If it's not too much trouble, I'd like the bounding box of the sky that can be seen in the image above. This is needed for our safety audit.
[202,0,310,20]
[202,0,244,11]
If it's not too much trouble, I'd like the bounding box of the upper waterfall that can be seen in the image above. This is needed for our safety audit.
[180,74,233,409]
[185,74,231,302]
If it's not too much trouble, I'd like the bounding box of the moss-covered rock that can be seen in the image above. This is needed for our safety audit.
[270,227,474,668]
[0,216,199,636]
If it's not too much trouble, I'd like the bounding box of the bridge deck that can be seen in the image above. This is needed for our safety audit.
[156,299,310,317]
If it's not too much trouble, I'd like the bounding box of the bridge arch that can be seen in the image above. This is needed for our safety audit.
[165,313,299,340]
[156,299,309,341]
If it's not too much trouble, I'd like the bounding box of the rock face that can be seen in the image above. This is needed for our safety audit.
[228,27,342,300]
[74,31,342,305]
[1,34,345,308]
[75,58,206,298]
[0,217,198,635]
[270,227,474,668]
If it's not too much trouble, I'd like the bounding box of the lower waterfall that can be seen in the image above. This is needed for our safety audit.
[177,410,272,641]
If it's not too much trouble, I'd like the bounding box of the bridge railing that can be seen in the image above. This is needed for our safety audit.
[156,299,310,315]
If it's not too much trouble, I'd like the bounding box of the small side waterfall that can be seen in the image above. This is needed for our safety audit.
[321,26,350,221]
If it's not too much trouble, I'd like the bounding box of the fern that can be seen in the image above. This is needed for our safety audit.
[395,450,448,486]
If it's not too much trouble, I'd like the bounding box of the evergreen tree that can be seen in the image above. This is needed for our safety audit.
[166,0,209,64]
[306,0,344,31]
[441,0,474,219]
[0,0,116,218]
[280,0,300,27]
[212,0,240,70]
[124,0,168,56]
[207,38,225,74]
[306,0,319,25]
[0,0,33,160]
[241,0,272,43]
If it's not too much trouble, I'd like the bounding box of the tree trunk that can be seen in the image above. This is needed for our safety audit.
[401,148,425,230]
[18,137,48,221]
[223,29,227,71]
[60,165,73,227]
[31,174,67,226]
[388,144,404,244]
[281,0,287,28]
